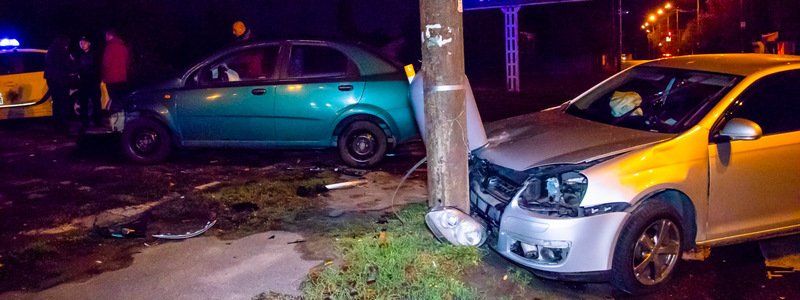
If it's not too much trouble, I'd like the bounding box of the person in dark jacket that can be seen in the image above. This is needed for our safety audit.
[77,36,102,129]
[102,29,130,111]
[44,35,75,133]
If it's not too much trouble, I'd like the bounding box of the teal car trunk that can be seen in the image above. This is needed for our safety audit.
[120,40,418,167]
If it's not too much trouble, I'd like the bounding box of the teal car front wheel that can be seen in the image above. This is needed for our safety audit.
[338,121,388,167]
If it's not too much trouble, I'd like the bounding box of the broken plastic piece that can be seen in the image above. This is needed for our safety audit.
[682,246,711,261]
[325,180,369,190]
[152,220,216,240]
[194,181,221,191]
[366,265,378,284]
[334,167,368,177]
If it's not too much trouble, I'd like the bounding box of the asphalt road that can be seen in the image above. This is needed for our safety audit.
[3,231,318,300]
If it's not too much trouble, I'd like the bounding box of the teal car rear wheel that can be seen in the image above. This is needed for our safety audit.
[122,118,172,164]
[338,121,387,167]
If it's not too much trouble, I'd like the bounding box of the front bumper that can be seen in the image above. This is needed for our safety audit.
[472,188,629,277]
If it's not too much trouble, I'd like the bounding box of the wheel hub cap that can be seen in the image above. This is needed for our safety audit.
[351,133,375,157]
[633,219,680,286]
[134,131,159,154]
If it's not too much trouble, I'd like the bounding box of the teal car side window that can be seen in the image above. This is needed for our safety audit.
[198,46,280,86]
[287,46,358,79]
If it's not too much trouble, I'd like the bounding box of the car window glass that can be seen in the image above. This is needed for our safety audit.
[287,46,354,79]
[730,70,800,135]
[0,52,44,75]
[200,46,278,85]
[567,67,740,134]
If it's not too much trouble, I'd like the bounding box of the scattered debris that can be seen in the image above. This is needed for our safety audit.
[10,179,45,186]
[93,166,118,171]
[682,246,712,261]
[95,218,148,239]
[78,186,92,192]
[95,260,103,264]
[760,235,800,279]
[268,235,276,239]
[22,200,165,236]
[26,193,46,200]
[231,202,259,213]
[296,184,328,197]
[194,181,222,191]
[287,239,306,244]
[378,230,388,248]
[153,220,217,240]
[366,265,379,284]
[59,181,72,185]
[325,180,369,191]
[327,209,345,218]
[334,167,368,177]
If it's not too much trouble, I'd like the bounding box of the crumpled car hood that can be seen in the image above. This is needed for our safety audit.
[477,109,675,171]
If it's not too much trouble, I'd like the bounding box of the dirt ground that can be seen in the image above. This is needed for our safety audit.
[0,119,429,294]
[1,118,799,299]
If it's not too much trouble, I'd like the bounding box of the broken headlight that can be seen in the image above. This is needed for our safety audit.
[515,170,589,217]
[425,207,488,247]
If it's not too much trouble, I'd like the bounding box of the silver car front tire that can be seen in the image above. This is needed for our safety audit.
[611,199,683,295]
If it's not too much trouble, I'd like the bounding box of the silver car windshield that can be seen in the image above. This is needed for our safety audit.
[566,66,741,134]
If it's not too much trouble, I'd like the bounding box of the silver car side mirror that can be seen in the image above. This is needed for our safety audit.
[717,118,763,142]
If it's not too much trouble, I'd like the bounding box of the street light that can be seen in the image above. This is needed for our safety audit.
[649,14,657,22]
[664,2,673,9]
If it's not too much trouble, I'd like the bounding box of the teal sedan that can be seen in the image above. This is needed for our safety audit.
[117,40,418,167]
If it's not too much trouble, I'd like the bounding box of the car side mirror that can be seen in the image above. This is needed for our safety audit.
[716,118,762,143]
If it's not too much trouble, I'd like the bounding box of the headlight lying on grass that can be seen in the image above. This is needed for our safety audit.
[425,207,488,247]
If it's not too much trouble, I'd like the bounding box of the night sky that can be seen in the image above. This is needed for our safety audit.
[3,0,797,87]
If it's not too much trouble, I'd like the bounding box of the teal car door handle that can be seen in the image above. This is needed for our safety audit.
[338,84,353,91]
[251,88,267,95]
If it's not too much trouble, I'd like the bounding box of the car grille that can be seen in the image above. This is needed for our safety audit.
[469,158,525,227]
[470,158,523,202]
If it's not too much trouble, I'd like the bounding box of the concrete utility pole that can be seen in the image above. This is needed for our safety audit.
[419,0,470,213]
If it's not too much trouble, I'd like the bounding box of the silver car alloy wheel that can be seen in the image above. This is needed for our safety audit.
[632,219,681,286]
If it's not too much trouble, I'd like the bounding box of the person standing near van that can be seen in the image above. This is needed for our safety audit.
[77,36,102,129]
[102,29,130,111]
